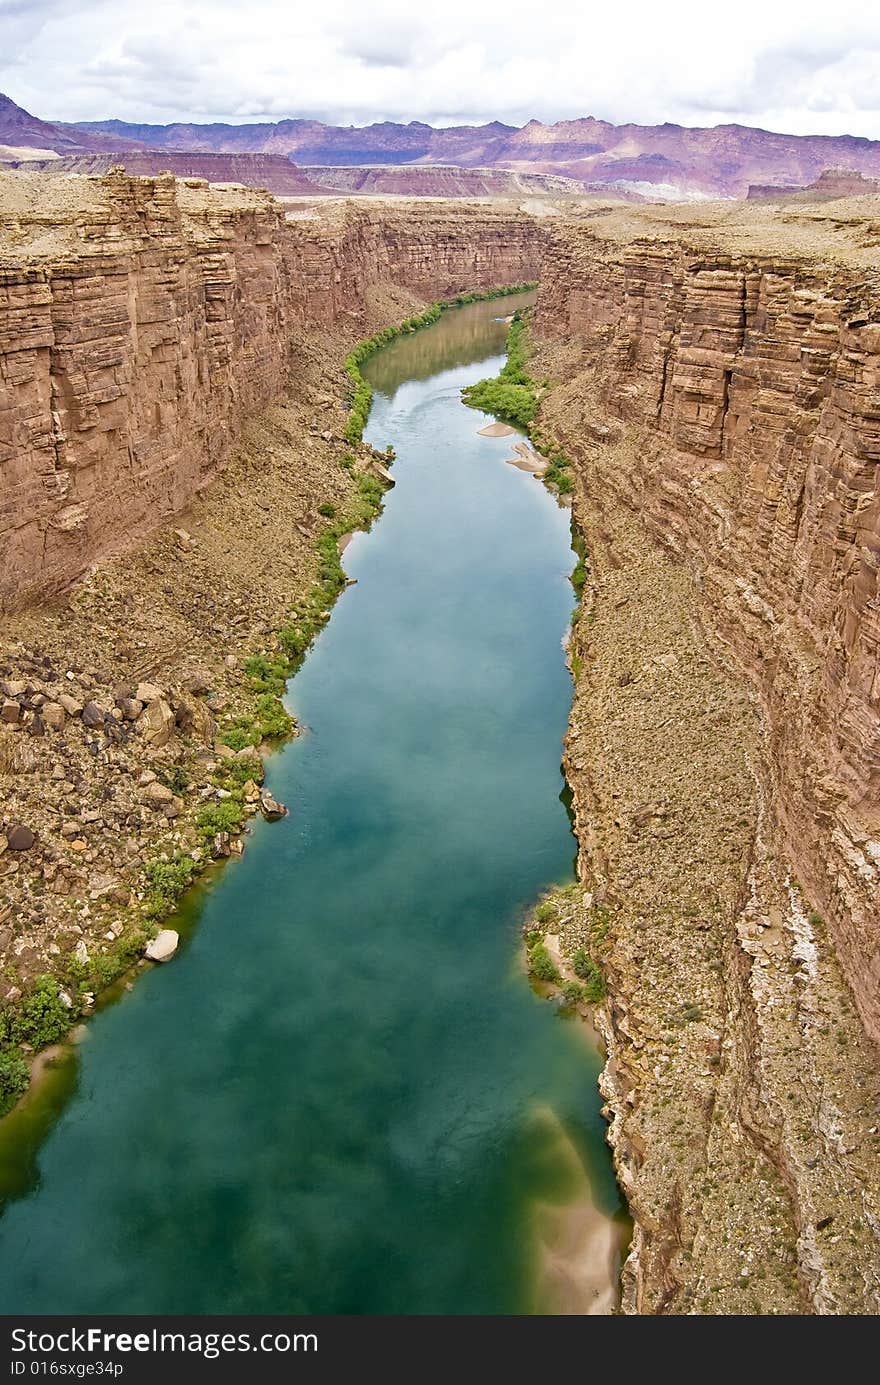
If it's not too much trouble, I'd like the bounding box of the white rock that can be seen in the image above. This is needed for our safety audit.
[135,682,164,704]
[145,929,179,963]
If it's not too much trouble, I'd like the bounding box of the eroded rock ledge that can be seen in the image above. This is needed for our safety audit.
[530,208,880,1312]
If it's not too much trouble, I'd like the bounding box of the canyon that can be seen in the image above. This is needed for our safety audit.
[0,171,542,606]
[1,166,879,1313]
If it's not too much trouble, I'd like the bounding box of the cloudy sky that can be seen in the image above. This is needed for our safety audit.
[2,0,880,137]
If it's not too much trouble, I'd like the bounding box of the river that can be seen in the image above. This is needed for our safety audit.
[0,292,625,1314]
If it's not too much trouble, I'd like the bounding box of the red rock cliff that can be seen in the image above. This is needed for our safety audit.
[535,223,880,1043]
[0,171,542,607]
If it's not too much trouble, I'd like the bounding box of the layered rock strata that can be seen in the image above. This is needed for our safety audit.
[531,212,880,1311]
[0,171,543,607]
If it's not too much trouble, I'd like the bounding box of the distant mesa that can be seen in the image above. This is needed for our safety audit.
[6,150,329,198]
[746,168,880,201]
[5,90,880,200]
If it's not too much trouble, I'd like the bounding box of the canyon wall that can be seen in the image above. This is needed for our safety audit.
[534,224,880,1044]
[0,172,543,607]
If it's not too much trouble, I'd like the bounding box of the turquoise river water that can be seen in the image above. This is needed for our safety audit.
[0,293,625,1314]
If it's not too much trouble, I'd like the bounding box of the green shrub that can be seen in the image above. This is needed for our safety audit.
[142,855,196,919]
[221,693,293,749]
[590,907,611,947]
[81,929,149,994]
[572,949,605,1001]
[528,942,560,984]
[560,981,585,1007]
[196,797,245,839]
[1,976,71,1050]
[317,502,336,518]
[535,901,556,924]
[158,763,191,796]
[0,1050,29,1115]
[212,752,263,790]
[244,654,289,697]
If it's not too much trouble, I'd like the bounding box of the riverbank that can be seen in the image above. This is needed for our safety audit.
[0,288,623,1315]
[0,282,538,1117]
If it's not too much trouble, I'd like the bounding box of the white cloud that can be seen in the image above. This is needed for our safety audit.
[1,0,879,138]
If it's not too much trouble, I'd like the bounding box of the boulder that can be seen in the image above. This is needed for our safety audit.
[117,697,143,721]
[7,824,35,851]
[259,790,288,821]
[143,781,174,805]
[135,682,164,704]
[173,691,214,741]
[81,701,105,728]
[139,698,175,748]
[41,702,66,731]
[0,699,20,724]
[57,693,83,716]
[145,929,179,963]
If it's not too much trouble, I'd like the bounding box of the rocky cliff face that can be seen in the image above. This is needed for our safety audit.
[536,223,880,1043]
[531,218,880,1310]
[0,172,542,607]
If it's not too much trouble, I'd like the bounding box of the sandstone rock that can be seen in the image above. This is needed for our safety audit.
[138,698,175,747]
[0,835,7,856]
[259,790,287,821]
[1,699,20,724]
[173,691,214,740]
[41,702,66,730]
[73,940,90,965]
[135,682,163,704]
[243,779,260,804]
[183,669,213,695]
[145,929,179,963]
[6,825,35,851]
[117,697,143,721]
[81,701,105,728]
[143,781,174,805]
[57,693,84,716]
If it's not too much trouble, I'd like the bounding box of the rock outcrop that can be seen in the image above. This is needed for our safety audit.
[530,208,880,1311]
[9,152,329,197]
[0,171,543,607]
[535,219,880,1044]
